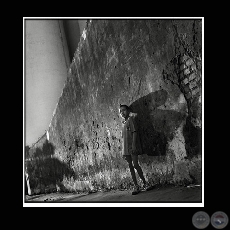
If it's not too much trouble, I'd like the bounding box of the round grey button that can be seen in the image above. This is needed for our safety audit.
[192,211,210,229]
[211,211,229,229]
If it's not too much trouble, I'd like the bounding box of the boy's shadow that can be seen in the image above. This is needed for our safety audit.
[130,89,185,156]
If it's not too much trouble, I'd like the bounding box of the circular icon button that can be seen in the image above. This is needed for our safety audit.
[192,211,210,229]
[211,211,229,229]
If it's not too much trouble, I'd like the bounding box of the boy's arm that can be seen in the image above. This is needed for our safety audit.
[130,117,138,153]
[132,131,137,153]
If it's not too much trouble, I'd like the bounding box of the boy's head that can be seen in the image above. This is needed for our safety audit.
[119,104,130,119]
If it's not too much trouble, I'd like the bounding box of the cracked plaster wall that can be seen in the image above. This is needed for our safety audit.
[44,19,202,185]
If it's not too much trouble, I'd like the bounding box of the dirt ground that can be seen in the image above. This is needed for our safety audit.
[25,184,202,205]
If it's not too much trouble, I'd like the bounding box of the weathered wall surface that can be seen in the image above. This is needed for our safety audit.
[28,19,202,193]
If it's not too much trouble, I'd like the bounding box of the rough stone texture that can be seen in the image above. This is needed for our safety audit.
[27,19,202,193]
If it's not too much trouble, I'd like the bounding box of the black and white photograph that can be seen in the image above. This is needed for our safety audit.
[23,17,203,207]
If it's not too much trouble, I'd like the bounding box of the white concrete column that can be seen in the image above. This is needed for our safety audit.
[25,19,70,145]
[25,170,32,195]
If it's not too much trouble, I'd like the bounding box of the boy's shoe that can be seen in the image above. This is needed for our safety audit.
[132,185,140,195]
[142,182,154,191]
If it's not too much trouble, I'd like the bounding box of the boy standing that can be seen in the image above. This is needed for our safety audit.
[119,104,149,195]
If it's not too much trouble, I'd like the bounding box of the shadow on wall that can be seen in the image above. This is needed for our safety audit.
[25,140,75,194]
[183,116,202,158]
[130,89,186,156]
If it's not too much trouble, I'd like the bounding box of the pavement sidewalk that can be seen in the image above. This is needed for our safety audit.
[24,184,202,203]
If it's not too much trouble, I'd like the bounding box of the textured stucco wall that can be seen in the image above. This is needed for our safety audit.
[27,19,202,193]
[50,19,202,183]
